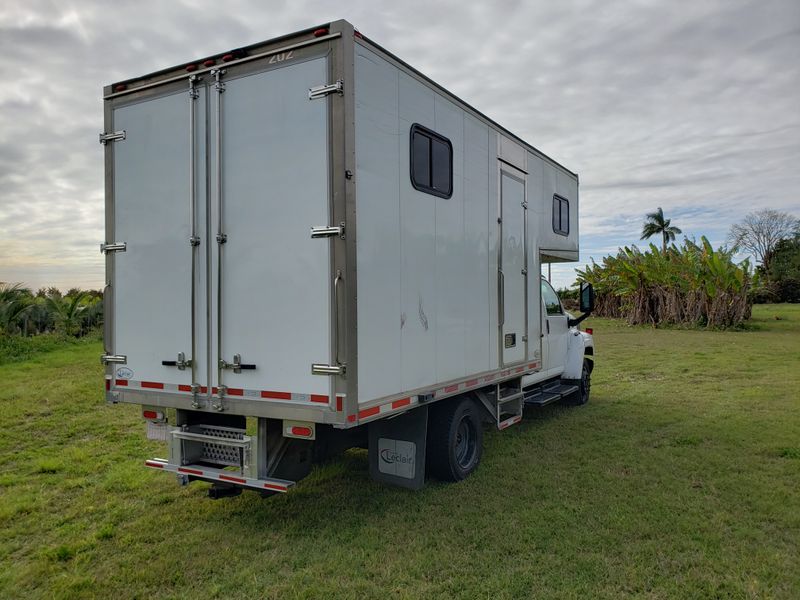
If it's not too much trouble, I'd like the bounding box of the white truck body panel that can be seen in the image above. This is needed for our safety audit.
[103,21,581,427]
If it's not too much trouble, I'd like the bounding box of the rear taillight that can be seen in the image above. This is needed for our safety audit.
[143,409,164,421]
[585,328,593,335]
[291,426,312,437]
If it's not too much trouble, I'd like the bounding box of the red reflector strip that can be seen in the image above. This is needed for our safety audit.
[484,374,495,382]
[444,384,459,393]
[115,379,128,386]
[347,414,357,423]
[178,467,203,476]
[516,367,525,373]
[226,388,243,396]
[145,460,164,468]
[465,379,479,387]
[336,396,343,411]
[310,394,328,404]
[291,426,312,437]
[178,384,192,392]
[262,390,291,400]
[359,406,380,419]
[105,379,110,391]
[141,381,164,389]
[219,474,246,484]
[391,397,411,410]
[264,482,287,492]
[528,363,537,369]
[200,386,208,394]
[212,387,219,395]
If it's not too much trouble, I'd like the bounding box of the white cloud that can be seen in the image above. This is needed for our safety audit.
[0,0,798,291]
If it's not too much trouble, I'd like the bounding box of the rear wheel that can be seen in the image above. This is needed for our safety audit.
[427,397,483,481]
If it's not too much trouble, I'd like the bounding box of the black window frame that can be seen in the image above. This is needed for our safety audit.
[409,123,453,199]
[553,194,570,236]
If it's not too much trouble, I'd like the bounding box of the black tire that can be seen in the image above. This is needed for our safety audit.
[565,359,592,406]
[427,397,484,482]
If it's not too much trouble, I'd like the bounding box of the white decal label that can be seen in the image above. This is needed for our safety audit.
[378,438,416,479]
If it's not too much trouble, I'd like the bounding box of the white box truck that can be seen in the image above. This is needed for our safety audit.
[101,20,596,497]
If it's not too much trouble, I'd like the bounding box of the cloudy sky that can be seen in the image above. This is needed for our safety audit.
[0,0,798,290]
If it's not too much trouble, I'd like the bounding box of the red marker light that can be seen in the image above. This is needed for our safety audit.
[313,27,329,37]
[185,64,198,72]
[354,30,363,39]
[203,59,215,67]
[114,84,127,92]
[221,53,234,62]
[291,426,312,437]
[143,410,162,420]
[585,328,593,335]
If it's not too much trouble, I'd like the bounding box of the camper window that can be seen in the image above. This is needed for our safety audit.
[410,124,452,198]
[553,195,569,236]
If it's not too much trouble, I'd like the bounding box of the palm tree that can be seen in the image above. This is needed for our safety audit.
[0,283,33,334]
[46,290,88,336]
[641,207,682,253]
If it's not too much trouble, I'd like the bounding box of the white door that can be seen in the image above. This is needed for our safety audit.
[499,167,528,366]
[112,87,207,388]
[540,278,569,374]
[210,58,332,401]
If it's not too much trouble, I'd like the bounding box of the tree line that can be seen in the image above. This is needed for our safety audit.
[0,285,102,337]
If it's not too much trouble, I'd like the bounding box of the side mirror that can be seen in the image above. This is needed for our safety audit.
[579,282,595,314]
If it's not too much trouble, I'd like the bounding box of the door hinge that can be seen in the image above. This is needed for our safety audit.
[100,242,127,254]
[310,223,345,239]
[311,363,346,376]
[308,79,343,100]
[99,130,126,144]
[101,354,127,365]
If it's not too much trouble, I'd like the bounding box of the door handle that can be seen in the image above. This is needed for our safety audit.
[220,354,256,374]
[498,270,505,326]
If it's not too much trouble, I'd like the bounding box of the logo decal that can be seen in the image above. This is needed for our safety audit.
[116,367,133,379]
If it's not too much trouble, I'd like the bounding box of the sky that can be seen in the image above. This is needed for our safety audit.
[0,0,798,290]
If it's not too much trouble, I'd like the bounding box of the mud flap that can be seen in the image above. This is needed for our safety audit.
[368,405,428,490]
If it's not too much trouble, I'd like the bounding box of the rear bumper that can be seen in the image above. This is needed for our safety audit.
[145,458,293,493]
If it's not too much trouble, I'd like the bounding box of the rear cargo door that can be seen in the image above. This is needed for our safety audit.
[210,57,332,404]
[110,84,207,390]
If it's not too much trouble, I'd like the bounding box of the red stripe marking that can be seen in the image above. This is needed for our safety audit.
[336,396,343,411]
[483,374,495,382]
[178,384,192,392]
[528,363,537,369]
[465,379,479,387]
[212,387,219,395]
[264,483,287,492]
[310,394,329,404]
[178,467,203,476]
[200,386,208,394]
[219,474,247,484]
[226,388,243,396]
[515,366,525,373]
[115,379,128,387]
[359,406,381,419]
[444,384,459,393]
[141,381,164,389]
[347,414,357,423]
[261,390,291,400]
[501,370,510,377]
[391,397,411,410]
[144,460,164,468]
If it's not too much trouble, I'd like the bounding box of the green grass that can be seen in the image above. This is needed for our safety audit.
[0,305,798,599]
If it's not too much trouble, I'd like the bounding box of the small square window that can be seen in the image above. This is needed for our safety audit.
[553,195,569,236]
[410,124,452,198]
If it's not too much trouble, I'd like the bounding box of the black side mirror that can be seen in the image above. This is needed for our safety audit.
[579,282,595,314]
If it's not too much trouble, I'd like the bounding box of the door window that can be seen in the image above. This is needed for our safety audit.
[541,279,563,315]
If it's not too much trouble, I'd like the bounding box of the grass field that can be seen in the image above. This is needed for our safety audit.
[1,305,798,599]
